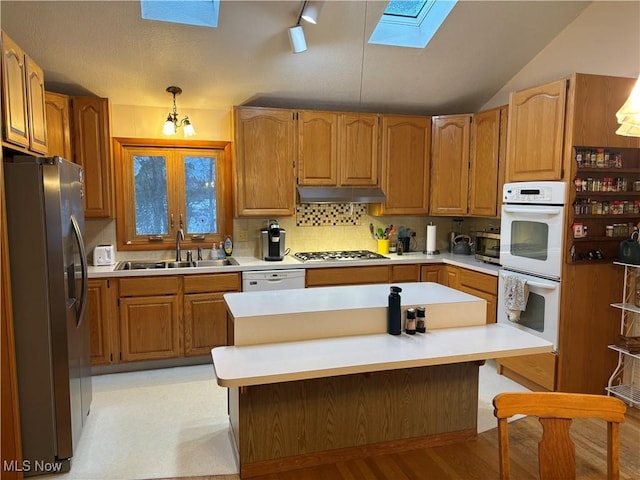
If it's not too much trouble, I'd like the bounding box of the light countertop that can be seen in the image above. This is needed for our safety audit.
[211,323,553,387]
[88,251,499,278]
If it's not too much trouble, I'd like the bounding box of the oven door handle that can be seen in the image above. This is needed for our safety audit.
[503,205,563,215]
[500,272,558,290]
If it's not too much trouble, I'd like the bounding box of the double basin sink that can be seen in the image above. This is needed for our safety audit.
[115,258,238,271]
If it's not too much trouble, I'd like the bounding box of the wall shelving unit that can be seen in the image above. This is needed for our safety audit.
[607,262,640,408]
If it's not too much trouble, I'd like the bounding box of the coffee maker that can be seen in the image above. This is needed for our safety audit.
[261,219,286,261]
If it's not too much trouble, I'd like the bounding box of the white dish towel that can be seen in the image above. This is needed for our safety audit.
[503,273,529,322]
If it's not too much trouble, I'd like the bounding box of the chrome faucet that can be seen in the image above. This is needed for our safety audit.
[175,228,185,261]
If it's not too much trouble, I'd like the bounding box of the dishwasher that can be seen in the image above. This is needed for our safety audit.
[242,269,306,291]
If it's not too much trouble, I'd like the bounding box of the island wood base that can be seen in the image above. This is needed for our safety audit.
[228,362,480,478]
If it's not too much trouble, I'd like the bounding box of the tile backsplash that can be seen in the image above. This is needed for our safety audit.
[86,208,500,263]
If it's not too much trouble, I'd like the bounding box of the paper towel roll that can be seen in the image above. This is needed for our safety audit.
[426,224,437,253]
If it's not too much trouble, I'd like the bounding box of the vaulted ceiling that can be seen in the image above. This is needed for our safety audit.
[1,1,591,115]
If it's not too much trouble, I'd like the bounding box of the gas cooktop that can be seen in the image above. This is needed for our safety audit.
[294,250,388,262]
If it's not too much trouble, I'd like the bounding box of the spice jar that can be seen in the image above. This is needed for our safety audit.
[416,307,426,333]
[405,308,416,335]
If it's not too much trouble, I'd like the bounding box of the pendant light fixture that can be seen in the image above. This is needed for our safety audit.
[163,86,196,137]
[615,76,640,137]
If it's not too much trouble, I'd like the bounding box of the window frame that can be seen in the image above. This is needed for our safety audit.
[113,137,232,252]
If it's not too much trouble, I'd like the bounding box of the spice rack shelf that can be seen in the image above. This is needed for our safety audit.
[607,263,640,408]
[570,146,640,264]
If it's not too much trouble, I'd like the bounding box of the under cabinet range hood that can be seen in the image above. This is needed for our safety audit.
[297,186,386,204]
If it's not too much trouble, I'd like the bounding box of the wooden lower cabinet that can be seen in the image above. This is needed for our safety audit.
[420,265,444,283]
[306,265,390,287]
[119,293,182,362]
[390,264,420,282]
[420,264,497,324]
[183,274,241,356]
[497,352,557,392]
[87,278,117,365]
[88,273,240,366]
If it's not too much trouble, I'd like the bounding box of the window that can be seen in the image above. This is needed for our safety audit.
[369,0,458,49]
[113,138,232,251]
[140,0,220,28]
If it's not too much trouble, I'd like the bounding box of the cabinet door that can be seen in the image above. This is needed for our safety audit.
[444,266,459,289]
[184,292,228,356]
[390,264,420,282]
[1,32,29,149]
[119,295,181,361]
[87,279,114,365]
[420,265,444,284]
[506,78,567,182]
[339,113,380,186]
[25,56,47,154]
[72,97,113,218]
[45,92,72,160]
[375,115,431,215]
[297,110,338,186]
[234,107,296,216]
[469,107,505,217]
[430,114,471,215]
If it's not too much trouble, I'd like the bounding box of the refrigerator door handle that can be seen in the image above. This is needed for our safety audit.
[71,214,88,327]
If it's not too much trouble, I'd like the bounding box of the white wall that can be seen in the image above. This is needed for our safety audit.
[483,1,640,109]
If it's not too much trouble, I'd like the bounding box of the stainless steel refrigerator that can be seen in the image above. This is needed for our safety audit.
[4,156,91,476]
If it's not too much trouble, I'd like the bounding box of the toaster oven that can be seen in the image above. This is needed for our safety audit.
[474,232,500,265]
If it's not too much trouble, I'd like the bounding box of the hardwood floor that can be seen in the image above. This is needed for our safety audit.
[163,408,640,480]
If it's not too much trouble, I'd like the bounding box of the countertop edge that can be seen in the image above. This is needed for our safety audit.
[88,253,499,278]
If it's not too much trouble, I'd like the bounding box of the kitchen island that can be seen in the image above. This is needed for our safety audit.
[212,282,552,478]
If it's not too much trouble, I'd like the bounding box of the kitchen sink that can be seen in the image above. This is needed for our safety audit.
[115,257,238,270]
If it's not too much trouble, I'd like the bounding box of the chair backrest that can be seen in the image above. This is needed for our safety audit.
[493,392,627,480]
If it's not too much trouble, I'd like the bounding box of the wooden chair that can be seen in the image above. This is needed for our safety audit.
[493,392,627,480]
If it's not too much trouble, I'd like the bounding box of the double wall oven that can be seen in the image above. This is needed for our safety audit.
[498,181,567,351]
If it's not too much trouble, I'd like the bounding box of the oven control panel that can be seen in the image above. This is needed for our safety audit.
[503,181,567,205]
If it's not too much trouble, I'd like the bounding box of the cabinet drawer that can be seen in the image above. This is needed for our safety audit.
[458,268,497,295]
[184,273,241,293]
[306,266,389,287]
[390,264,420,282]
[118,276,180,296]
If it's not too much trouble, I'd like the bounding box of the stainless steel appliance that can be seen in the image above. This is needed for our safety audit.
[474,231,501,265]
[242,269,306,291]
[498,181,567,351]
[4,156,91,475]
[294,250,388,262]
[260,219,286,261]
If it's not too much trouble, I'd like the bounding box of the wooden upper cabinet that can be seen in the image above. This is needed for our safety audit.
[430,114,472,215]
[1,31,47,154]
[570,73,640,149]
[72,97,113,218]
[505,78,568,182]
[297,110,339,186]
[339,113,380,186]
[297,111,379,187]
[469,106,508,217]
[45,92,72,160]
[373,114,431,215]
[233,106,296,217]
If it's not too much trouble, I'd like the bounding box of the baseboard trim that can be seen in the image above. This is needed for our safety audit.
[240,429,476,479]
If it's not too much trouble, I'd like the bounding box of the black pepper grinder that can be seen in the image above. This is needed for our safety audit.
[387,286,402,335]
[416,306,426,333]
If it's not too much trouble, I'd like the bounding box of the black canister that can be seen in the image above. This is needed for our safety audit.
[387,286,402,335]
[416,306,426,333]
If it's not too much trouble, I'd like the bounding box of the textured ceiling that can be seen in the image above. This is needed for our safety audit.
[0,1,590,115]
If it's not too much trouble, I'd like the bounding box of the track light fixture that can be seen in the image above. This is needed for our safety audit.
[288,1,324,54]
[163,86,196,137]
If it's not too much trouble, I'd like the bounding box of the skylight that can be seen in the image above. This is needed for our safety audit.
[369,0,458,49]
[140,0,219,28]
